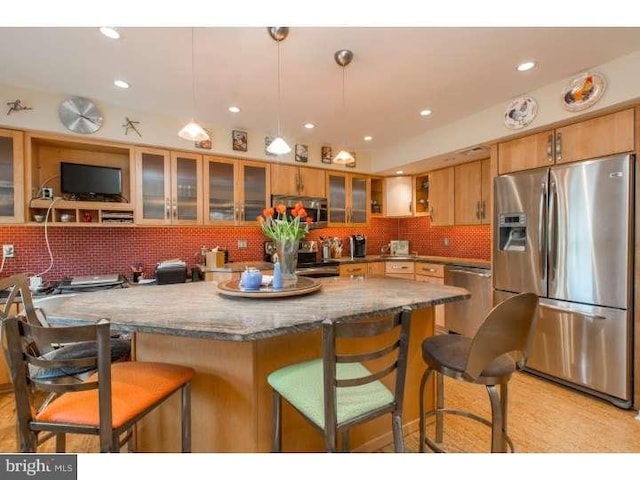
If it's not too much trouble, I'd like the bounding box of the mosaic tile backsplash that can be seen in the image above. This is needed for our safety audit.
[0,217,490,283]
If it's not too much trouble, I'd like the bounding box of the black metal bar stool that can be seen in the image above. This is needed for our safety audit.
[418,292,539,453]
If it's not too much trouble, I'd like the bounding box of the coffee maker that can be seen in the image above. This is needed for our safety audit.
[350,234,367,258]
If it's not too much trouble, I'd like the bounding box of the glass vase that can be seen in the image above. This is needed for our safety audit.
[274,238,299,288]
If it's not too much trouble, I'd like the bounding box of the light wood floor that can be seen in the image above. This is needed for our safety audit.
[1,371,640,453]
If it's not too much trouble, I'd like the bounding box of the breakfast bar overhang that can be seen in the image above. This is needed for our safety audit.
[36,276,470,452]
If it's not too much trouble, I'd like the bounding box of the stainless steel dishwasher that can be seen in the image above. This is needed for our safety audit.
[444,265,492,337]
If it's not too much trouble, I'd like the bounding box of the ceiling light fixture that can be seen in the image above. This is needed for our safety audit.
[332,49,355,165]
[303,122,316,129]
[178,28,209,142]
[420,109,432,117]
[114,80,129,89]
[228,106,241,113]
[363,135,372,142]
[266,27,291,156]
[99,27,120,40]
[517,61,536,72]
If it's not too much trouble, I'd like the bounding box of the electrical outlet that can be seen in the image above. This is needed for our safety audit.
[237,239,248,249]
[3,244,15,258]
[443,238,450,247]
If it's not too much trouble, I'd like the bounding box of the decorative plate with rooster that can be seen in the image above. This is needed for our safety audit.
[561,72,606,112]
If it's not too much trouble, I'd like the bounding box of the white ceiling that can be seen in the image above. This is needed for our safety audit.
[1,26,640,165]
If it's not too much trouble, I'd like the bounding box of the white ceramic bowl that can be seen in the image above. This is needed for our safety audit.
[60,213,73,222]
[33,214,45,223]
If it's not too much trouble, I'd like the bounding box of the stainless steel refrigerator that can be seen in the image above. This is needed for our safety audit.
[493,153,634,408]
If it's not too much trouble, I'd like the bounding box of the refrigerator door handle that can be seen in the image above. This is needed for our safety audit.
[548,180,558,283]
[538,181,547,281]
[541,303,606,322]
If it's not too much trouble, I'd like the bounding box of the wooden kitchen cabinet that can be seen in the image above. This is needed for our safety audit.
[270,164,326,197]
[370,176,384,217]
[498,108,635,174]
[414,263,445,329]
[368,261,385,276]
[427,167,454,226]
[454,158,491,225]
[414,174,430,217]
[135,147,202,225]
[384,176,413,217]
[339,263,368,277]
[203,156,270,225]
[385,261,415,279]
[0,129,24,223]
[327,172,369,226]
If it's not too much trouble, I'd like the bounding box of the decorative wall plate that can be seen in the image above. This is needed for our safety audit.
[504,95,537,130]
[561,72,606,112]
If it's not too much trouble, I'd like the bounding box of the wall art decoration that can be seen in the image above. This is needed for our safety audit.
[232,130,248,152]
[561,71,606,112]
[504,95,538,130]
[295,144,308,163]
[195,129,212,149]
[321,146,332,164]
[265,136,276,156]
[346,151,357,168]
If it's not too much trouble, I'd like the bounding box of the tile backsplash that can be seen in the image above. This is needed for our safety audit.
[0,217,490,283]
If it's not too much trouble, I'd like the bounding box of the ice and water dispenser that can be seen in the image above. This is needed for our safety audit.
[498,213,527,251]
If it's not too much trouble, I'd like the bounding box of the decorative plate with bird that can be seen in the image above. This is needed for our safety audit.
[561,72,606,112]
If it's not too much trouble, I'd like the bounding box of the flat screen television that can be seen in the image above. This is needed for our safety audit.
[60,162,122,199]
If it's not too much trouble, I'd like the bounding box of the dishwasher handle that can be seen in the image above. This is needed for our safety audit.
[445,267,491,278]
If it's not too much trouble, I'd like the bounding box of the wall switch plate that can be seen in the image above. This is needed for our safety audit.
[237,239,248,249]
[443,238,451,247]
[3,244,14,258]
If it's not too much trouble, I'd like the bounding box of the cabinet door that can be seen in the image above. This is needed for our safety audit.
[428,167,454,226]
[135,147,171,225]
[0,129,24,223]
[385,176,413,217]
[414,174,429,217]
[270,164,298,196]
[370,176,384,217]
[349,174,369,225]
[238,160,269,225]
[171,152,202,224]
[204,156,237,224]
[328,172,347,225]
[368,262,385,276]
[415,275,445,328]
[498,130,554,174]
[299,167,326,197]
[454,161,482,225]
[339,263,368,277]
[555,108,635,164]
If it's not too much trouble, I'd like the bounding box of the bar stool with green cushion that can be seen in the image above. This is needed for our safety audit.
[268,306,412,453]
[418,292,539,453]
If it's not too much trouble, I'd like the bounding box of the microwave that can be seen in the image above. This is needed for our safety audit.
[270,195,328,229]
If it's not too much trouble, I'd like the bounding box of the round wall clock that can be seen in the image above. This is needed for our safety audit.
[58,96,103,134]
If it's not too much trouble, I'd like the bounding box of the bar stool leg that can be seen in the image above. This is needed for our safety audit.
[418,367,433,453]
[182,382,191,453]
[487,384,506,453]
[435,372,444,444]
[271,390,282,452]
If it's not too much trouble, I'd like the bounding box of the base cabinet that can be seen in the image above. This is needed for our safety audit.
[414,263,445,329]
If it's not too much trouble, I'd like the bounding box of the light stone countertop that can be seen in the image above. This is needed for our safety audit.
[36,276,470,342]
[334,255,491,269]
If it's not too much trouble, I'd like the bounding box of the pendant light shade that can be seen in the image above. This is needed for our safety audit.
[266,27,291,156]
[178,28,209,142]
[333,49,355,165]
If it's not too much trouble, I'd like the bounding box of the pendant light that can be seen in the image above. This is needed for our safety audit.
[266,27,291,155]
[333,49,355,165]
[178,27,209,142]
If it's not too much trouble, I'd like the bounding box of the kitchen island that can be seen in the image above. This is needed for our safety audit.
[36,276,469,452]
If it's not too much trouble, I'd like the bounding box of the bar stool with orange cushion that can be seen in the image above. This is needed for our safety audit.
[2,315,194,453]
[418,292,539,453]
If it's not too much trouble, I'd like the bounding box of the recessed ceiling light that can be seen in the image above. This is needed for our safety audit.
[303,122,316,129]
[395,170,404,175]
[363,135,373,142]
[228,106,241,113]
[114,80,129,89]
[517,61,536,72]
[99,27,120,40]
[420,109,432,117]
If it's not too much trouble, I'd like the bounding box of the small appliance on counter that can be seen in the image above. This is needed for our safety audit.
[350,234,366,258]
[155,259,187,285]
